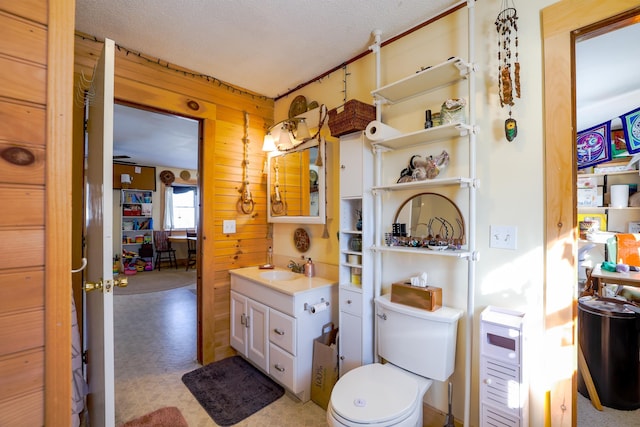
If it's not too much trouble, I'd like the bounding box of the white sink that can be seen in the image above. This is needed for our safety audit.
[259,270,298,281]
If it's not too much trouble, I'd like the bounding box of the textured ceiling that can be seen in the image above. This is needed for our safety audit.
[80,2,639,169]
[75,0,461,98]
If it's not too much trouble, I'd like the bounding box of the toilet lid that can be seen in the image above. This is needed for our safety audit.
[330,363,419,424]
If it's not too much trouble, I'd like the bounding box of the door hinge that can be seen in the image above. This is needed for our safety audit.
[82,350,88,364]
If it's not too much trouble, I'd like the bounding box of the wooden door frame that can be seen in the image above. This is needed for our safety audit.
[45,0,75,425]
[542,1,640,425]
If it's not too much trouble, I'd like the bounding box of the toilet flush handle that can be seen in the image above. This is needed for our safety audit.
[376,313,387,320]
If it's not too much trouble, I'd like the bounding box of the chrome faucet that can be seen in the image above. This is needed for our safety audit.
[287,260,304,273]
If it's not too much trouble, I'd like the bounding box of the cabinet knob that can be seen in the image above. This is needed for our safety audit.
[341,165,346,169]
[274,328,285,335]
[340,356,345,360]
[484,378,492,385]
[346,299,352,304]
[274,364,285,372]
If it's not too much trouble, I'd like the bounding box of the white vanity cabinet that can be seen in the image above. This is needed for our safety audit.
[229,268,337,402]
[230,291,270,372]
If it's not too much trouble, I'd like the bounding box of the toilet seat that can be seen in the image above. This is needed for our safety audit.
[328,363,431,426]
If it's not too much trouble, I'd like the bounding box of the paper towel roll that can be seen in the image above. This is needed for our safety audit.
[365,120,401,141]
[310,302,328,314]
[611,184,629,208]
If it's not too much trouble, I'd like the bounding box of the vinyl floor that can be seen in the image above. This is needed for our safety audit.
[114,283,327,426]
[112,281,638,426]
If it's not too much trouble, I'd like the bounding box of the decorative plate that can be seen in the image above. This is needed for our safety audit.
[293,228,310,252]
[289,95,308,118]
[159,170,175,186]
[309,169,318,184]
[180,170,191,180]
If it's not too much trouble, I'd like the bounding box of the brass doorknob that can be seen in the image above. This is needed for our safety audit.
[84,280,103,292]
[84,277,128,292]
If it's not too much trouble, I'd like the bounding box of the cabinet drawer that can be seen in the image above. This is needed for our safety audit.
[340,288,362,316]
[269,310,296,355]
[269,343,295,392]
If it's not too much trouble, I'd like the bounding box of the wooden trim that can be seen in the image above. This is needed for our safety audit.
[45,0,75,425]
[541,1,640,426]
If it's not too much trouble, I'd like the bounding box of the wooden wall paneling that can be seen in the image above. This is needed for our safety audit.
[0,269,44,313]
[0,0,47,24]
[0,100,46,144]
[0,12,46,64]
[0,229,44,269]
[0,56,46,104]
[0,310,44,355]
[0,142,45,185]
[0,349,44,401]
[0,389,43,427]
[0,187,44,226]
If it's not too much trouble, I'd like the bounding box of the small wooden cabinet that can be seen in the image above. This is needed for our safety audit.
[229,269,337,402]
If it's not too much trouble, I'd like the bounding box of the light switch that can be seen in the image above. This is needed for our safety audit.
[490,225,517,250]
[223,220,236,234]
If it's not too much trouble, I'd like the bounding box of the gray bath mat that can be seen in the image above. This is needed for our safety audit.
[181,356,284,425]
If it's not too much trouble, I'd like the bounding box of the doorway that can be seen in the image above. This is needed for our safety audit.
[542,1,640,424]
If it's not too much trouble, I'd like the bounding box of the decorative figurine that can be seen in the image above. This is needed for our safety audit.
[505,117,518,142]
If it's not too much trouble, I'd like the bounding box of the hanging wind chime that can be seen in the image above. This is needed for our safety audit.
[495,1,520,142]
[237,112,255,214]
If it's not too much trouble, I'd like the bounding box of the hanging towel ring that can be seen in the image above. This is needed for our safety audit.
[71,257,87,274]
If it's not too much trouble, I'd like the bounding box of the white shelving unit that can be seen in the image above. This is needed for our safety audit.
[120,189,154,271]
[338,131,375,376]
[369,2,477,426]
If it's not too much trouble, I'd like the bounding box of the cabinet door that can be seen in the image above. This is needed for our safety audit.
[339,311,362,376]
[247,299,269,372]
[230,291,247,355]
[340,133,363,198]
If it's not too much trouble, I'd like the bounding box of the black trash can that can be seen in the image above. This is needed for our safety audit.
[578,296,640,410]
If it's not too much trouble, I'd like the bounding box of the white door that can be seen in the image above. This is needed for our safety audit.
[84,38,116,427]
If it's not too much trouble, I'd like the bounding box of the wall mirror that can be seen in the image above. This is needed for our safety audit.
[394,192,465,244]
[267,138,325,224]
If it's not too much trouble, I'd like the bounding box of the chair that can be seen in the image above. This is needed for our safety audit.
[153,230,177,270]
[186,230,197,270]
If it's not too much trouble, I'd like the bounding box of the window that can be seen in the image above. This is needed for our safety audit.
[172,186,197,229]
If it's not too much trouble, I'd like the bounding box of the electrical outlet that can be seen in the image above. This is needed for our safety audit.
[223,219,236,234]
[490,225,517,250]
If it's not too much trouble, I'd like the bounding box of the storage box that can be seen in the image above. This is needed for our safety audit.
[328,99,375,137]
[391,281,442,311]
[578,187,598,207]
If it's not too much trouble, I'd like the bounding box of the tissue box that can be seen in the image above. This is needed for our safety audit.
[391,281,442,311]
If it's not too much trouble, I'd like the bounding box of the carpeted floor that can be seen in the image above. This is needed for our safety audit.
[115,269,196,295]
[182,356,285,426]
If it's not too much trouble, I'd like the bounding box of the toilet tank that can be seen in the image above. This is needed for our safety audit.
[375,294,463,382]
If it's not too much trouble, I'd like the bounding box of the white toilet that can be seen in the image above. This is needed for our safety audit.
[327,294,463,427]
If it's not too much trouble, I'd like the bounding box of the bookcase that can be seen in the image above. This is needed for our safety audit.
[120,189,154,272]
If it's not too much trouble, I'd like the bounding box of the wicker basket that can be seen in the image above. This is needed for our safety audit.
[328,100,375,137]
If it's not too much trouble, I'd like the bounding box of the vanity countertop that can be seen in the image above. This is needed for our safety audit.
[229,266,336,296]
